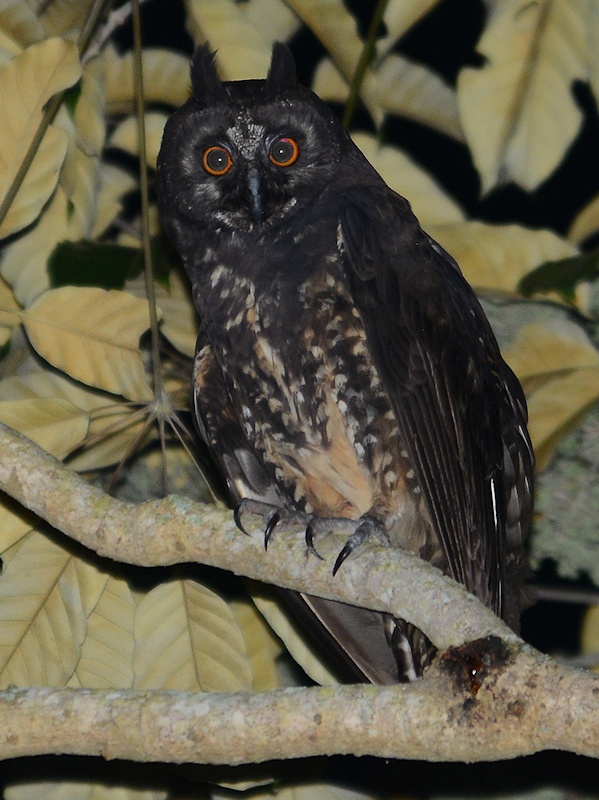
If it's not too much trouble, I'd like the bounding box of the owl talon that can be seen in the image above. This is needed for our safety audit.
[305,521,324,561]
[264,511,281,550]
[333,516,387,575]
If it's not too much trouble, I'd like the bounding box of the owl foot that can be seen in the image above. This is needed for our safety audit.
[233,499,310,550]
[333,515,389,575]
[305,515,389,574]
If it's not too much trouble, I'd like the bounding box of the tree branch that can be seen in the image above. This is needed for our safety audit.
[0,422,597,765]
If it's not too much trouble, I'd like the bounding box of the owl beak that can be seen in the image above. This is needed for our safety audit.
[247,169,263,223]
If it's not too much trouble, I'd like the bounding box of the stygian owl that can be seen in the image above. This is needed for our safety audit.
[156,43,534,683]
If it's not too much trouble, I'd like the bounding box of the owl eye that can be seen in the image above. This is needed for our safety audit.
[203,146,233,176]
[268,137,299,167]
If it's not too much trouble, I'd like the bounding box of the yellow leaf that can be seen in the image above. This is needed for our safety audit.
[39,0,96,40]
[22,287,154,401]
[0,275,21,346]
[285,0,383,124]
[108,112,168,170]
[6,783,168,800]
[429,221,578,293]
[0,1,45,53]
[505,320,599,469]
[230,596,282,690]
[154,270,198,358]
[581,606,599,673]
[568,192,599,245]
[315,55,463,141]
[352,132,464,226]
[92,163,136,239]
[104,45,192,114]
[457,0,589,191]
[185,0,299,80]
[57,57,106,238]
[0,397,88,458]
[251,588,339,686]
[1,184,68,305]
[0,533,92,688]
[0,355,154,470]
[134,579,252,692]
[0,37,82,238]
[68,575,135,689]
[377,0,442,56]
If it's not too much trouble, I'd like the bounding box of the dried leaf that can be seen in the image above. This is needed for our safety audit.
[352,132,464,226]
[457,0,589,191]
[0,396,88,458]
[429,221,578,294]
[68,576,135,689]
[22,286,154,401]
[134,579,253,692]
[185,0,299,80]
[0,533,102,688]
[0,37,81,238]
[505,319,599,468]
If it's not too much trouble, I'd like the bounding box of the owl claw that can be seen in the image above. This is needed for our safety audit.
[263,511,281,550]
[304,521,325,561]
[333,516,387,575]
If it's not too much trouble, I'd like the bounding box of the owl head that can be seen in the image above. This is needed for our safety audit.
[156,43,352,242]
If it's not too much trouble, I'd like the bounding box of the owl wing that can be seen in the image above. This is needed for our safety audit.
[338,184,533,619]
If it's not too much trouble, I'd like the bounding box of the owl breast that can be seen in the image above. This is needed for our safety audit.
[196,243,438,564]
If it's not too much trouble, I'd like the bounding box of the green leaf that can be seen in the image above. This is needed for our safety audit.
[519,250,599,302]
[48,240,143,290]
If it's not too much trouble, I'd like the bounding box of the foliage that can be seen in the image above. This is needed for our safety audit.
[0,0,598,797]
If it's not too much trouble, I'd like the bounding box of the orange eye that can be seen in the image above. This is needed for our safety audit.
[203,145,233,176]
[268,137,299,167]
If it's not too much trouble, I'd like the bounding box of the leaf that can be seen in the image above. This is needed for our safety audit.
[581,605,599,672]
[504,319,599,469]
[519,250,599,302]
[108,112,168,170]
[48,241,142,290]
[68,575,135,689]
[57,57,106,237]
[0,360,153,470]
[569,192,599,245]
[38,0,96,40]
[154,269,198,358]
[229,596,282,690]
[134,578,253,692]
[0,397,88,458]
[185,0,300,80]
[91,163,137,240]
[0,274,21,346]
[251,588,339,686]
[0,1,45,52]
[6,784,167,800]
[1,184,69,306]
[352,132,465,226]
[377,0,442,57]
[0,533,100,688]
[457,0,589,191]
[428,221,578,294]
[0,37,82,238]
[286,0,383,124]
[104,45,192,114]
[214,783,380,800]
[22,286,154,401]
[314,55,463,141]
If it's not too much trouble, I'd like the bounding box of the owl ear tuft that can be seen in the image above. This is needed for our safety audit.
[190,45,227,105]
[266,43,297,91]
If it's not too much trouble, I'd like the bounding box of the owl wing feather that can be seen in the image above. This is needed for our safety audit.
[338,182,533,619]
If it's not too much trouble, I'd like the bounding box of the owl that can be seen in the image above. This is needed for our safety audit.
[156,43,534,683]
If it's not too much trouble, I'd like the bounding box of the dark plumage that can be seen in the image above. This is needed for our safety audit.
[156,43,534,683]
